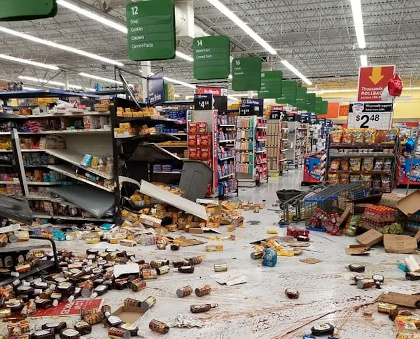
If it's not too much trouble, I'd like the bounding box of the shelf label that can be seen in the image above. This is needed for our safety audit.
[232,57,262,91]
[126,0,176,61]
[357,65,395,101]
[309,113,317,124]
[348,102,393,129]
[258,71,282,98]
[300,113,309,123]
[270,110,284,120]
[194,94,213,110]
[0,0,57,21]
[240,98,263,116]
[193,36,230,80]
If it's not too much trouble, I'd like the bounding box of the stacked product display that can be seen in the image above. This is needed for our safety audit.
[327,128,399,193]
[267,120,281,175]
[395,126,420,187]
[285,120,310,168]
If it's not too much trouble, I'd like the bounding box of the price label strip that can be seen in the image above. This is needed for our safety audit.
[347,102,393,129]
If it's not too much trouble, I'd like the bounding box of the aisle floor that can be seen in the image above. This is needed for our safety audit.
[4,170,418,339]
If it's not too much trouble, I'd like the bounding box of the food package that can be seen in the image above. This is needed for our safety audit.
[374,159,384,171]
[350,158,361,171]
[328,173,339,183]
[340,173,349,183]
[342,129,353,144]
[364,128,376,144]
[330,130,343,143]
[340,160,349,171]
[361,173,372,182]
[383,158,392,171]
[375,130,388,143]
[330,160,340,170]
[363,157,374,171]
[353,129,364,143]
[383,128,399,144]
[350,174,360,183]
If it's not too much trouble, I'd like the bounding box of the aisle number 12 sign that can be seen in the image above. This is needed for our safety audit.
[347,102,393,129]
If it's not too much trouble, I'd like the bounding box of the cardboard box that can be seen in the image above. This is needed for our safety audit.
[377,292,420,308]
[138,214,161,228]
[397,190,420,216]
[356,229,383,247]
[384,234,417,254]
[112,306,148,323]
[345,244,370,255]
[189,227,203,234]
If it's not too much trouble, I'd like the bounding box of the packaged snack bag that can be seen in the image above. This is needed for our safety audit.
[364,128,376,144]
[342,129,353,144]
[350,158,361,171]
[353,129,364,143]
[330,130,343,143]
[374,158,384,170]
[363,157,374,171]
[330,160,340,170]
[340,159,349,171]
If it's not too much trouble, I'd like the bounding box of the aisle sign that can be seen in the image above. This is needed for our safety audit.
[240,98,263,116]
[193,36,230,80]
[270,106,285,120]
[148,71,164,105]
[258,71,282,98]
[276,80,297,104]
[306,93,316,112]
[232,57,262,91]
[295,87,307,109]
[194,94,213,110]
[348,102,393,129]
[0,0,57,21]
[314,97,323,114]
[126,0,176,61]
[357,65,395,101]
[320,100,329,115]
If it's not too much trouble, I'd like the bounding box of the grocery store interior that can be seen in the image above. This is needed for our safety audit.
[1,0,420,338]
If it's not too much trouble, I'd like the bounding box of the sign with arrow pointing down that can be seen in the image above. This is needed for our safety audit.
[357,65,395,101]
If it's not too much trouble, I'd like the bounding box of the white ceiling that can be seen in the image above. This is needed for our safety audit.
[0,0,419,95]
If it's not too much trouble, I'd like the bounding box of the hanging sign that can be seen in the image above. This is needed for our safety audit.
[0,0,57,21]
[148,71,164,105]
[126,0,176,61]
[194,94,213,110]
[240,98,263,116]
[196,86,227,112]
[295,87,307,109]
[193,36,230,80]
[277,80,297,104]
[232,57,262,91]
[348,102,393,129]
[357,65,395,101]
[258,71,282,98]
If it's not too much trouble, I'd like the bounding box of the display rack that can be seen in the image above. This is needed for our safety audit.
[235,116,267,187]
[217,112,238,197]
[396,126,420,187]
[267,119,288,176]
[285,119,310,168]
[326,128,399,193]
[0,90,115,225]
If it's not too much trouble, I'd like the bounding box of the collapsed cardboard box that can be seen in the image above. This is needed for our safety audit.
[396,190,420,216]
[356,229,383,247]
[383,234,418,254]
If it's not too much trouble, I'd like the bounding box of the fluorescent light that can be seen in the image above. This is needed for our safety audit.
[18,75,83,89]
[163,76,196,89]
[0,54,59,70]
[57,0,127,33]
[281,60,312,85]
[350,0,366,49]
[205,0,277,55]
[360,54,368,67]
[0,26,123,67]
[176,51,193,62]
[22,86,41,91]
[229,92,255,97]
[227,95,239,101]
[79,72,122,85]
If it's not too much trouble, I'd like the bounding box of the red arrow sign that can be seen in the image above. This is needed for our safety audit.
[358,65,395,101]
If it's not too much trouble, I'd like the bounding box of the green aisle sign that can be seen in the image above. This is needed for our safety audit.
[314,97,323,114]
[258,71,282,98]
[0,0,57,21]
[276,80,297,104]
[306,93,316,112]
[126,0,176,61]
[295,87,307,109]
[232,57,262,91]
[320,100,329,115]
[193,36,230,80]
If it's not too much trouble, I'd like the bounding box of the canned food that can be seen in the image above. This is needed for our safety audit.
[0,234,7,247]
[347,264,365,273]
[250,251,263,260]
[149,319,169,334]
[83,311,105,325]
[141,296,156,309]
[130,279,146,292]
[357,278,375,289]
[188,256,202,265]
[214,264,227,272]
[176,285,193,298]
[195,284,212,297]
[124,298,141,308]
[157,265,170,275]
[141,269,158,279]
[108,327,131,339]
[285,288,299,299]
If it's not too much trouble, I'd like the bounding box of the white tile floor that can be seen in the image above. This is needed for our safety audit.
[2,170,417,338]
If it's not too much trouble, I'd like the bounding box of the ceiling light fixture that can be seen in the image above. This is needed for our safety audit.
[79,72,122,85]
[281,60,312,85]
[0,26,124,67]
[57,0,128,33]
[58,0,194,62]
[163,76,196,89]
[350,0,366,49]
[176,51,194,62]
[22,86,41,91]
[360,54,368,67]
[205,0,277,55]
[18,75,83,89]
[227,95,239,101]
[0,54,59,70]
